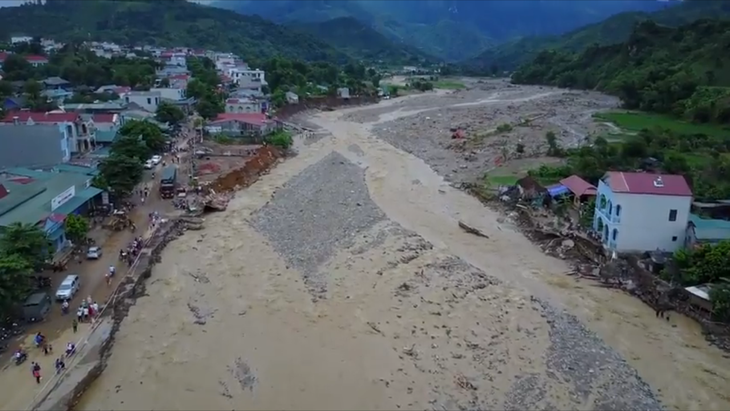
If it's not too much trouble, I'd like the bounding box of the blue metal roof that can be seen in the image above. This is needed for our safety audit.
[546,184,570,197]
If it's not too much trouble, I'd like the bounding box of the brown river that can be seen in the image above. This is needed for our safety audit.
[4,89,728,411]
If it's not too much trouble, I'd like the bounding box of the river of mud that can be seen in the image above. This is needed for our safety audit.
[73,88,730,411]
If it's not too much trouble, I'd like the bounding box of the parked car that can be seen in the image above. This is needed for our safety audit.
[87,246,102,260]
[23,292,51,322]
[144,160,154,170]
[55,274,80,301]
[151,155,163,165]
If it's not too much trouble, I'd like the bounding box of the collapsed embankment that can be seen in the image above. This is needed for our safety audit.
[30,149,285,411]
[209,145,282,193]
[275,96,379,119]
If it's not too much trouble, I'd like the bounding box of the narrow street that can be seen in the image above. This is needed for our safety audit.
[0,124,196,411]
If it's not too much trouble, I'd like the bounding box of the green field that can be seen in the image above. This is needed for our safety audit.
[594,111,729,137]
[433,80,466,90]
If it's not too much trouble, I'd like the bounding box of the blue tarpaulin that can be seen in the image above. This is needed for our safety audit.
[546,184,570,197]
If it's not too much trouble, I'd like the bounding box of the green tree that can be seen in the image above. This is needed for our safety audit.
[110,135,151,161]
[1,54,33,81]
[186,79,209,100]
[196,96,223,120]
[267,130,293,150]
[709,284,730,321]
[0,222,52,271]
[0,254,34,312]
[97,154,144,196]
[119,120,166,154]
[64,214,90,246]
[155,102,186,125]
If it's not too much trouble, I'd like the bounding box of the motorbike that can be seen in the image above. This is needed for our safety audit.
[14,352,28,366]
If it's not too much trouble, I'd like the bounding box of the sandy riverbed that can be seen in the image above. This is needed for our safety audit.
[75,82,730,411]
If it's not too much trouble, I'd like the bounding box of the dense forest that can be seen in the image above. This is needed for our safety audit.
[465,0,730,71]
[511,19,730,123]
[0,0,349,65]
[515,19,730,201]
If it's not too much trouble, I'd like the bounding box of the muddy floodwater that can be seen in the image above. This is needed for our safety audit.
[75,84,730,411]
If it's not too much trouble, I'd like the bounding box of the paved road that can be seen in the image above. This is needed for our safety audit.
[0,123,196,410]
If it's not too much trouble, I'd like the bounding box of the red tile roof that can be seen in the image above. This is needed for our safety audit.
[213,113,267,126]
[25,55,48,62]
[604,171,692,197]
[560,175,597,196]
[2,111,79,123]
[170,74,189,80]
[93,113,117,123]
[0,52,8,61]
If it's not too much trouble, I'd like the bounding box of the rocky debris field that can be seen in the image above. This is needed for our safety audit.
[353,82,619,183]
[250,151,386,298]
[245,152,661,410]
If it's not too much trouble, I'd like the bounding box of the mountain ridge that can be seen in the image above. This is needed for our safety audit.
[466,0,730,71]
[292,17,438,65]
[213,0,672,61]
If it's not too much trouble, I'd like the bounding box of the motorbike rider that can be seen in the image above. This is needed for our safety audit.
[109,265,116,277]
[15,348,27,361]
[33,332,45,347]
[61,299,69,315]
[65,342,76,357]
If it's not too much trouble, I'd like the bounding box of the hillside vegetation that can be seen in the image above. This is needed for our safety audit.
[292,17,438,65]
[514,18,730,201]
[216,0,668,61]
[512,19,730,123]
[466,0,730,71]
[0,0,349,65]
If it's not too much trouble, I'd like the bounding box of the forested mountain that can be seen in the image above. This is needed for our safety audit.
[0,0,349,65]
[293,17,438,65]
[213,0,671,61]
[466,0,730,71]
[511,19,730,124]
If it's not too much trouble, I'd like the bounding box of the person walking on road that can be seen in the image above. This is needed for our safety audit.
[31,362,41,383]
[72,318,78,333]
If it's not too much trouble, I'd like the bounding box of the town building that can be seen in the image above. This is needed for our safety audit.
[0,52,48,67]
[123,91,161,113]
[0,169,103,252]
[225,97,262,114]
[593,172,692,253]
[0,124,71,169]
[207,113,278,136]
[0,112,96,153]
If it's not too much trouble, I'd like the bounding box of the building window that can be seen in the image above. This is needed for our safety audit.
[672,236,678,242]
[147,98,152,105]
[669,209,677,221]
[615,205,621,216]
[612,229,618,241]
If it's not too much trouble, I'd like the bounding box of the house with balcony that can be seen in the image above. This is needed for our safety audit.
[593,171,693,253]
[0,112,95,153]
[225,97,263,114]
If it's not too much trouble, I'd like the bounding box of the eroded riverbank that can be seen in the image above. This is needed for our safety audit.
[74,83,730,411]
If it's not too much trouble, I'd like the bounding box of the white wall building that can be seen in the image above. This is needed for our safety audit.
[227,68,265,85]
[225,97,262,114]
[150,87,186,102]
[593,171,693,253]
[10,36,33,44]
[124,91,161,113]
